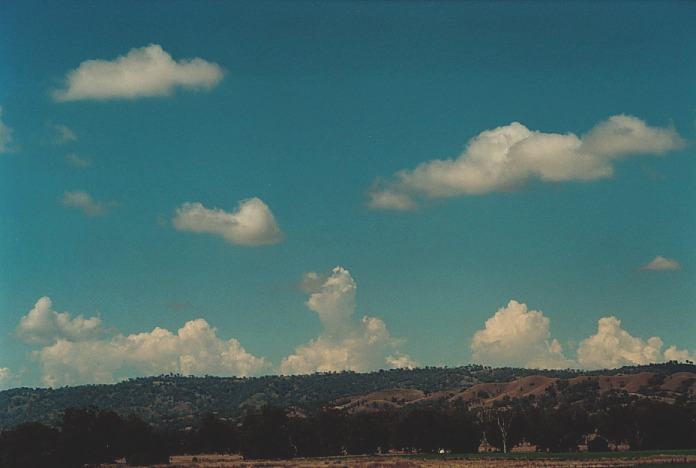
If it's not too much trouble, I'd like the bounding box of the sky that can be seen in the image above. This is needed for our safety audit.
[0,1,695,388]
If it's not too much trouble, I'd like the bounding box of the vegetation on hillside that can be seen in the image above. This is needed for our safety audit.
[1,362,693,430]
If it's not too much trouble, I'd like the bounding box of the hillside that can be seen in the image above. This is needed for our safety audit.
[1,362,694,429]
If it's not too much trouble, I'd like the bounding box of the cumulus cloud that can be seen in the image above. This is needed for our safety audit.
[0,368,12,390]
[369,115,684,210]
[664,346,696,363]
[0,107,15,153]
[639,255,681,271]
[61,190,107,216]
[36,319,266,387]
[173,197,283,246]
[51,123,77,144]
[279,267,416,374]
[65,153,93,168]
[53,44,224,101]
[17,296,104,345]
[386,353,418,369]
[576,316,694,369]
[17,296,266,386]
[471,300,574,369]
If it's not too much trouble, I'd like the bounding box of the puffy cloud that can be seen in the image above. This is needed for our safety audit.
[664,346,695,363]
[0,107,15,153]
[51,124,77,144]
[369,115,684,210]
[576,316,691,369]
[471,300,574,369]
[17,296,104,345]
[61,190,107,216]
[173,197,283,246]
[53,44,224,101]
[279,267,416,374]
[17,297,265,386]
[36,319,266,387]
[65,153,93,168]
[386,353,418,369]
[0,368,12,390]
[640,255,681,271]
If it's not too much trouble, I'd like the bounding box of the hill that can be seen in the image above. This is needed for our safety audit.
[1,362,694,429]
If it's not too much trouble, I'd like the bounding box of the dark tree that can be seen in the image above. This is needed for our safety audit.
[240,407,294,459]
[195,413,239,454]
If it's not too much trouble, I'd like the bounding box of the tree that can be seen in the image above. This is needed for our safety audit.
[240,407,294,459]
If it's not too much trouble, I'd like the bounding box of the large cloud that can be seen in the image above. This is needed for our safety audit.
[0,107,15,153]
[279,267,416,374]
[61,190,107,216]
[53,44,223,101]
[369,115,684,210]
[576,316,693,369]
[37,319,266,387]
[17,296,104,345]
[173,197,283,246]
[470,300,574,369]
[471,301,695,370]
[17,297,266,387]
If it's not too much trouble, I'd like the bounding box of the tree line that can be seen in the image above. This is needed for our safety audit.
[1,392,695,467]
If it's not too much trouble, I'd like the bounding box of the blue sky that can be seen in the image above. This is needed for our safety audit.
[0,1,694,388]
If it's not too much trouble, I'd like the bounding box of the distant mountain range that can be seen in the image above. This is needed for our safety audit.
[1,362,694,429]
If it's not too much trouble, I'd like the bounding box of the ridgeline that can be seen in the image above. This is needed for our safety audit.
[1,362,694,429]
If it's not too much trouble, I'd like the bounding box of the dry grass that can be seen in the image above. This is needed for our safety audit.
[112,453,696,467]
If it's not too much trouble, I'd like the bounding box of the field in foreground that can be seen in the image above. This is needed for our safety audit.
[104,451,696,467]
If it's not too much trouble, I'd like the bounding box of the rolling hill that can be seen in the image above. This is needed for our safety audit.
[1,362,694,429]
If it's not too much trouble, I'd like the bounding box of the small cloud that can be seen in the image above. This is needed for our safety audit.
[639,255,681,271]
[53,44,224,102]
[0,106,16,154]
[61,190,107,216]
[65,153,93,168]
[172,197,283,246]
[0,367,12,390]
[51,123,77,144]
[367,188,417,211]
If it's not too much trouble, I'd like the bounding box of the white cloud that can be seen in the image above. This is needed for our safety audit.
[61,190,107,216]
[51,123,77,144]
[36,319,266,387]
[367,189,418,211]
[386,353,418,369]
[369,115,684,210]
[576,316,695,369]
[0,368,12,390]
[53,44,224,101]
[173,197,283,246]
[279,267,415,374]
[0,107,15,153]
[471,300,574,369]
[17,296,104,345]
[640,255,681,271]
[65,153,93,168]
[664,346,695,363]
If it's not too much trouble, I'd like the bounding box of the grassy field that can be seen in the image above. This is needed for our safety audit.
[151,450,696,467]
[407,448,696,460]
